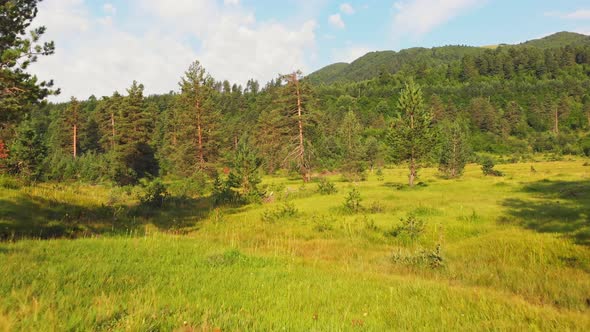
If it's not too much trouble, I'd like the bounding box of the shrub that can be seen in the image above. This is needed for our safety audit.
[311,214,335,232]
[138,179,169,208]
[391,243,444,269]
[212,175,240,206]
[368,201,385,214]
[376,168,384,181]
[481,157,503,176]
[317,178,337,195]
[261,202,299,223]
[343,187,362,213]
[390,215,425,241]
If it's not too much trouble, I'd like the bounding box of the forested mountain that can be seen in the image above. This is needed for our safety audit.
[2,28,590,191]
[308,32,590,84]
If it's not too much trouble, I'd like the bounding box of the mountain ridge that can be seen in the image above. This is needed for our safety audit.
[307,31,590,84]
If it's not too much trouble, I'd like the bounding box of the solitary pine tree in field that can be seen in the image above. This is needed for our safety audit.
[389,80,435,187]
[438,120,470,178]
[279,71,314,182]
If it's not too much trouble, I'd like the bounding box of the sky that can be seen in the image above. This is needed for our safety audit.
[30,0,590,101]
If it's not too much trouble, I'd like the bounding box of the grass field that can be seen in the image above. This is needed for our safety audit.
[1,160,590,331]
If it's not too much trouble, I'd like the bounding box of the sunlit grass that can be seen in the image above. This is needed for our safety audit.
[1,159,590,330]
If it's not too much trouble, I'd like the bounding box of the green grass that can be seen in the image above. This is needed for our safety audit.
[1,160,590,330]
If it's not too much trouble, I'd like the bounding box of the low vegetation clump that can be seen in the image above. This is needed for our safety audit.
[391,243,444,269]
[390,215,426,241]
[481,157,503,176]
[316,177,337,195]
[343,187,362,213]
[260,202,299,223]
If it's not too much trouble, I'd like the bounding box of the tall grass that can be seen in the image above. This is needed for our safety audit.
[1,160,590,330]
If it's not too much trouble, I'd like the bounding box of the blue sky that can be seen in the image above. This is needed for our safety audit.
[31,0,590,100]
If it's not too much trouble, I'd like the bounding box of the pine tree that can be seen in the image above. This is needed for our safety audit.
[111,81,158,185]
[9,116,47,181]
[339,110,365,176]
[278,71,315,182]
[171,61,220,173]
[227,136,263,202]
[389,80,435,187]
[67,97,80,158]
[0,0,58,126]
[438,120,470,178]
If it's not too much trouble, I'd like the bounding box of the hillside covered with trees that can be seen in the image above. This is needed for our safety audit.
[3,29,590,194]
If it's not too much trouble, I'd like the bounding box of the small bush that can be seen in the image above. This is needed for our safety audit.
[170,173,208,198]
[261,202,299,223]
[317,178,337,195]
[376,168,384,181]
[311,214,336,232]
[343,187,362,213]
[138,179,169,208]
[368,201,385,214]
[391,243,444,269]
[390,215,425,241]
[481,157,503,176]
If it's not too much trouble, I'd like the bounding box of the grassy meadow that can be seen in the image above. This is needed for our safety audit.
[1,159,590,331]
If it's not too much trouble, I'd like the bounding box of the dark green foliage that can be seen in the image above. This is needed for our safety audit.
[110,81,159,185]
[343,187,362,213]
[0,0,59,126]
[139,179,169,208]
[212,175,240,206]
[7,28,590,190]
[389,80,435,186]
[438,120,471,178]
[481,157,503,176]
[8,116,47,181]
[227,136,264,203]
[317,177,337,195]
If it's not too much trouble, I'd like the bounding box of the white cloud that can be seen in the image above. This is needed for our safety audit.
[30,0,318,101]
[332,45,371,63]
[329,13,345,29]
[224,0,240,5]
[546,9,590,20]
[340,3,355,15]
[103,3,116,15]
[574,27,590,35]
[392,0,484,37]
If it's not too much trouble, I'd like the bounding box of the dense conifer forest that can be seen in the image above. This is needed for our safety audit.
[3,27,590,190]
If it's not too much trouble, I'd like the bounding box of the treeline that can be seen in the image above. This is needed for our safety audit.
[3,36,590,188]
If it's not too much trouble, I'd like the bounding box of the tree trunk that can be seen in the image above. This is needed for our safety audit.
[409,145,416,187]
[409,154,416,187]
[292,73,308,182]
[73,124,77,159]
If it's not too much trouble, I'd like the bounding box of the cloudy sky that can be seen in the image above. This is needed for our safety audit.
[30,0,590,101]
